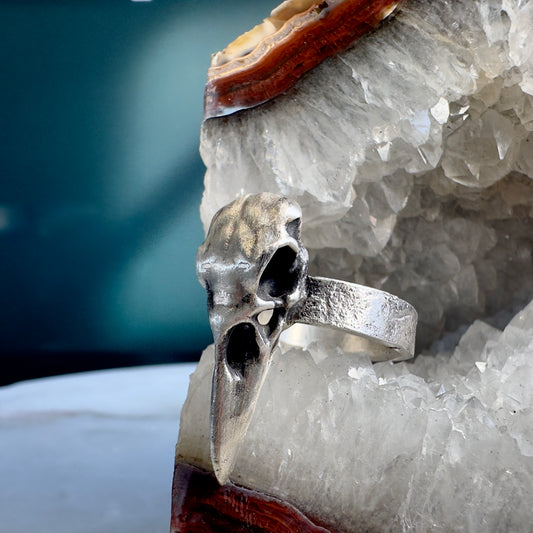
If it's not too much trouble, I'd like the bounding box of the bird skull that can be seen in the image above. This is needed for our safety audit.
[196,193,309,484]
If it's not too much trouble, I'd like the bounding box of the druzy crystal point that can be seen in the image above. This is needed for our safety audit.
[174,0,533,530]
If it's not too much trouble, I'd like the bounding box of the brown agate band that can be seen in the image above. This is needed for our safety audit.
[204,0,403,119]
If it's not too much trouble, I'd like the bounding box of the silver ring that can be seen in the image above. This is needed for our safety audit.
[283,276,416,360]
[197,192,417,485]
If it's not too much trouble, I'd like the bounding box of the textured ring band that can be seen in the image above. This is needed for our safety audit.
[196,192,418,485]
[283,276,417,361]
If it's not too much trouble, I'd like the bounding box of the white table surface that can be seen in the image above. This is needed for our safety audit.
[0,363,196,533]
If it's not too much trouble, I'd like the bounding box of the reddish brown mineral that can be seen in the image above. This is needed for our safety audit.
[170,462,332,532]
[204,0,402,119]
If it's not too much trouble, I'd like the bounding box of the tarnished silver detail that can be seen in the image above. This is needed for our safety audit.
[293,277,417,361]
[197,192,417,485]
[197,193,308,486]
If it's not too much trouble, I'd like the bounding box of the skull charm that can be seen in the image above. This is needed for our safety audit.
[197,193,309,484]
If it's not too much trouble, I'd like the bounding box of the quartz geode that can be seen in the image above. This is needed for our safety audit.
[174,0,533,530]
[177,302,533,531]
[200,0,533,347]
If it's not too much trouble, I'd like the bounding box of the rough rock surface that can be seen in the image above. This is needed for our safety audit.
[177,301,533,532]
[181,0,533,529]
[200,0,533,346]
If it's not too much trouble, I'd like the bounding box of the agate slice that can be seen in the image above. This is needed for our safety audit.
[170,463,331,533]
[204,0,401,119]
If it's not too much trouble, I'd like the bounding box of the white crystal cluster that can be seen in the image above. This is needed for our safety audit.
[178,302,533,531]
[185,0,533,529]
[200,0,533,345]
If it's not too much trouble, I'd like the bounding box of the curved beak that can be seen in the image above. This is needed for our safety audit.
[210,322,272,485]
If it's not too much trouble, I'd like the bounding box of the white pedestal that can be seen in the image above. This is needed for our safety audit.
[0,364,195,533]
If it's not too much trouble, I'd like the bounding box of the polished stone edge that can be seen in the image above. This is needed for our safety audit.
[170,462,333,533]
[204,0,401,120]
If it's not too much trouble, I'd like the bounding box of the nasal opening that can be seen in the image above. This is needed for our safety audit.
[225,323,260,379]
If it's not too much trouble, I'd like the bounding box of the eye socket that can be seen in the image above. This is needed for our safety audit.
[225,323,259,379]
[285,217,301,239]
[259,246,299,298]
[204,280,214,309]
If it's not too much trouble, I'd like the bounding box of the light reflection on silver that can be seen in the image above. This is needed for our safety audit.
[197,192,417,485]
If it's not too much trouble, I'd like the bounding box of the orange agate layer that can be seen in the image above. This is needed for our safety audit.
[171,462,332,532]
[204,0,401,119]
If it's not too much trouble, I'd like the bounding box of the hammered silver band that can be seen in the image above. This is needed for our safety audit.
[282,276,417,361]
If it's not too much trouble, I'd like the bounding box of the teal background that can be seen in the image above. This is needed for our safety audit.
[1,0,274,383]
